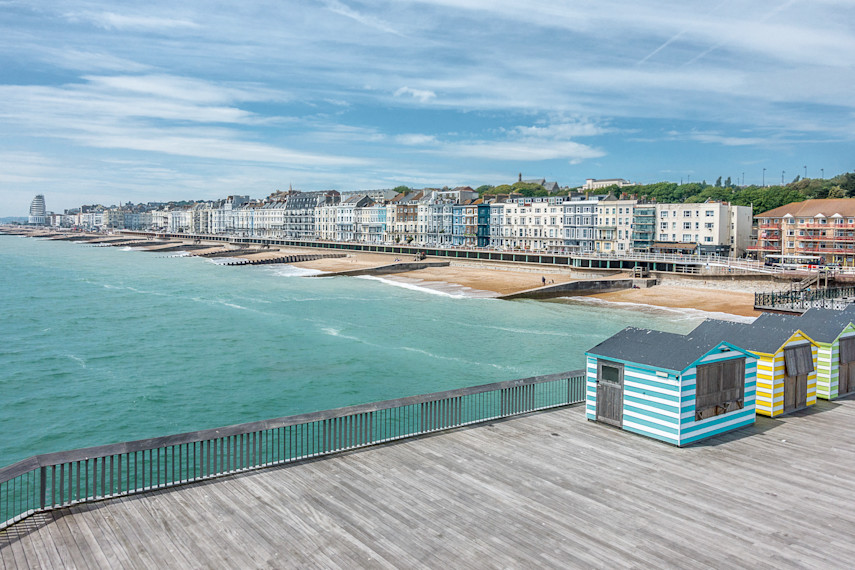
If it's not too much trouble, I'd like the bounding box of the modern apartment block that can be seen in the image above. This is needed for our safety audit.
[631,204,656,252]
[751,199,855,265]
[655,201,751,256]
[28,195,47,225]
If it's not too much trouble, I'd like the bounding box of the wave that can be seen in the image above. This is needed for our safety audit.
[167,251,190,257]
[121,246,134,251]
[268,265,324,278]
[400,346,507,370]
[355,275,486,299]
[67,354,87,368]
[560,296,757,323]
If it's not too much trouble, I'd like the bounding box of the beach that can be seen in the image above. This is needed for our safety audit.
[294,249,762,317]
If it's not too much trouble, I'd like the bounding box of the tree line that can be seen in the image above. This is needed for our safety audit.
[462,172,855,214]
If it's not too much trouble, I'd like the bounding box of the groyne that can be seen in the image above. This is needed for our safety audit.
[316,261,451,277]
[499,277,657,300]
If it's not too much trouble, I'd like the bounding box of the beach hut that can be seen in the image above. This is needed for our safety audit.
[585,327,757,446]
[691,320,819,417]
[754,308,855,400]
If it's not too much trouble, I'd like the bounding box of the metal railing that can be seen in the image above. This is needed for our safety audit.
[754,286,855,310]
[0,370,585,529]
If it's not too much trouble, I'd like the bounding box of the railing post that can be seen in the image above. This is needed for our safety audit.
[39,466,47,509]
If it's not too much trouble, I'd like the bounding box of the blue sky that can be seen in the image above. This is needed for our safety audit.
[1,0,854,216]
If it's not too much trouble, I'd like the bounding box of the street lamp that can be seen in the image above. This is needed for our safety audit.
[782,170,785,185]
[821,168,825,179]
[762,168,766,187]
[804,165,807,179]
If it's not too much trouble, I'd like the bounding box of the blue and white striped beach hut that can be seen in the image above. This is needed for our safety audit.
[585,327,757,446]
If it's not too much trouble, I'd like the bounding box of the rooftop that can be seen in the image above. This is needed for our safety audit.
[3,401,855,568]
[756,198,855,219]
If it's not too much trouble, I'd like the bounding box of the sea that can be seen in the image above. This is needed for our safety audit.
[0,235,741,467]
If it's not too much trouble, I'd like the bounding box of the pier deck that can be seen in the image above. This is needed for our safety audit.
[3,400,855,568]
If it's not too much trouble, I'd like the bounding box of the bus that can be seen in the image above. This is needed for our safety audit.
[764,254,825,270]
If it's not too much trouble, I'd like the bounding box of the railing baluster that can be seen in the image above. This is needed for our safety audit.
[2,371,585,529]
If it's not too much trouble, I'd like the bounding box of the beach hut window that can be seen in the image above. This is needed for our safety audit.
[839,338,855,364]
[784,345,814,376]
[695,359,745,420]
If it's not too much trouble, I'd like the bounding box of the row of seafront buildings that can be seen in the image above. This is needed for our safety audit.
[35,186,754,257]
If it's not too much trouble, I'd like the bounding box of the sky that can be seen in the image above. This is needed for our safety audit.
[1,0,854,216]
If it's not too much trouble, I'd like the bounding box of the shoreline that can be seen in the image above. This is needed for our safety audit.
[293,249,762,318]
[2,230,763,318]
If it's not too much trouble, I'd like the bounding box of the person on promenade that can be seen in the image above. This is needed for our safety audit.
[542,276,546,286]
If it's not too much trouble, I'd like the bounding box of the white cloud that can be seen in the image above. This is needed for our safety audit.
[394,86,437,103]
[395,134,438,145]
[445,139,604,162]
[66,11,200,31]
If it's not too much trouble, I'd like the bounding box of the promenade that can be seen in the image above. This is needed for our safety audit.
[3,399,855,568]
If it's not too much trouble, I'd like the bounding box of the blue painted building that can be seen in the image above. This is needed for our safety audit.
[586,327,757,446]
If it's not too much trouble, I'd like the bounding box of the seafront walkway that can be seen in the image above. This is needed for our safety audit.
[3,397,855,567]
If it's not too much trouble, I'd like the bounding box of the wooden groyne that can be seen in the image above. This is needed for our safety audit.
[499,277,657,300]
[188,247,248,258]
[317,260,451,277]
[137,242,212,253]
[224,253,346,266]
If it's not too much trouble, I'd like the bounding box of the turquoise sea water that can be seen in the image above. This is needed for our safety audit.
[1,236,710,467]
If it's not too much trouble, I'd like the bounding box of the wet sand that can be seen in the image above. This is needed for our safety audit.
[588,286,761,318]
[294,250,760,317]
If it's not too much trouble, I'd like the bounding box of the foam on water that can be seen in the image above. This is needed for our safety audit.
[356,275,474,298]
[268,265,324,278]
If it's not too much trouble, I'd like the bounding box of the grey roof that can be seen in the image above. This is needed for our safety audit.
[754,308,853,343]
[586,326,744,372]
[690,319,812,354]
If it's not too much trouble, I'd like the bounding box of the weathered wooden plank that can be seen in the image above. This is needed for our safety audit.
[4,400,855,568]
[65,505,115,569]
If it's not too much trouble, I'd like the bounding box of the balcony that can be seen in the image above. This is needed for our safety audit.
[797,246,855,254]
[748,245,781,252]
[758,223,781,230]
[800,222,855,229]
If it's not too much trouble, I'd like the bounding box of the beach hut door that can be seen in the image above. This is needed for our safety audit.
[596,360,624,427]
[784,345,813,411]
[839,338,855,395]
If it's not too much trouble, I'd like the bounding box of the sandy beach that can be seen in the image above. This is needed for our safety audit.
[293,249,761,317]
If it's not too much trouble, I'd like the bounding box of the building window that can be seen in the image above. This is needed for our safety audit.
[705,210,714,217]
[683,222,692,229]
[695,358,745,420]
[684,211,692,217]
[704,237,713,242]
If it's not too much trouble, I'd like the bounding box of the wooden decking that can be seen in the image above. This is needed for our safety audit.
[3,399,855,568]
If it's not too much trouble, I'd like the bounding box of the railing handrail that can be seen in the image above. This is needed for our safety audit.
[0,370,582,487]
